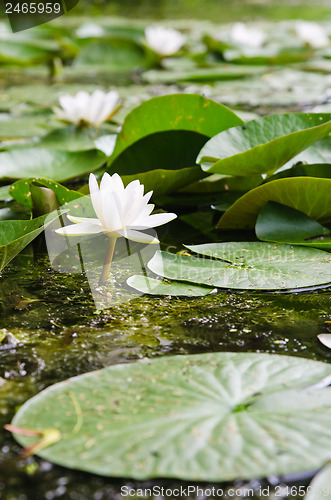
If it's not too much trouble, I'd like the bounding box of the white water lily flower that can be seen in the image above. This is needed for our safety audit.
[56,173,177,245]
[145,26,185,56]
[295,21,329,48]
[53,90,120,127]
[230,22,266,48]
[317,334,331,349]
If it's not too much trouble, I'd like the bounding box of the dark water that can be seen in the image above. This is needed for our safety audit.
[1,252,331,499]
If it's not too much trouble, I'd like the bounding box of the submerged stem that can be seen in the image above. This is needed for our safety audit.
[99,237,117,285]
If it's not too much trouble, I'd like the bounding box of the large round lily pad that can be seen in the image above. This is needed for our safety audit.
[148,242,331,290]
[10,353,331,481]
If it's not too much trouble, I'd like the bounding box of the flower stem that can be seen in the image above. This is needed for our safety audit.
[99,237,117,285]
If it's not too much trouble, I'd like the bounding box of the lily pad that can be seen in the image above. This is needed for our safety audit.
[108,94,243,167]
[256,202,331,249]
[0,114,55,139]
[197,113,331,176]
[0,148,106,182]
[106,94,242,195]
[217,177,331,229]
[38,126,117,152]
[306,464,331,500]
[74,38,147,71]
[9,178,83,209]
[148,242,331,290]
[0,211,60,272]
[142,65,266,83]
[127,275,214,296]
[9,352,331,481]
[0,39,58,65]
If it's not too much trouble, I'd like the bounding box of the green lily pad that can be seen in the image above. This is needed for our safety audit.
[121,166,205,198]
[256,202,331,249]
[306,464,331,500]
[106,94,242,196]
[0,211,60,272]
[217,177,331,229]
[9,178,83,209]
[0,39,58,65]
[108,94,243,168]
[0,148,106,182]
[269,163,331,182]
[127,275,214,296]
[197,113,331,176]
[142,65,266,83]
[74,38,147,71]
[0,114,55,139]
[9,352,331,481]
[38,127,117,152]
[148,242,331,290]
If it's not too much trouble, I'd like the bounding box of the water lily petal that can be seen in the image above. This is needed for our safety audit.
[88,90,107,126]
[131,212,177,229]
[97,91,120,123]
[100,189,122,231]
[55,221,104,236]
[117,228,159,244]
[67,215,101,225]
[89,174,105,225]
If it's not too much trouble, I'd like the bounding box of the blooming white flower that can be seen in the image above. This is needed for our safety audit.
[56,173,177,244]
[53,90,120,127]
[317,334,331,349]
[229,22,266,48]
[295,21,329,48]
[145,26,185,56]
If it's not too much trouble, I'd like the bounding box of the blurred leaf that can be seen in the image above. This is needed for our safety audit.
[74,38,147,71]
[0,148,106,182]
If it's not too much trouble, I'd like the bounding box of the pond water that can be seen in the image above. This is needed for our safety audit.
[1,1,331,499]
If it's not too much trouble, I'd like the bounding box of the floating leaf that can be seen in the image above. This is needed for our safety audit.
[142,65,265,83]
[9,353,331,481]
[148,242,331,290]
[10,178,83,209]
[74,38,147,71]
[106,95,242,196]
[0,148,106,182]
[108,94,243,168]
[38,127,116,152]
[0,211,60,272]
[197,113,331,176]
[0,39,58,65]
[0,114,55,139]
[256,202,331,249]
[305,464,331,500]
[127,275,214,296]
[217,177,331,229]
